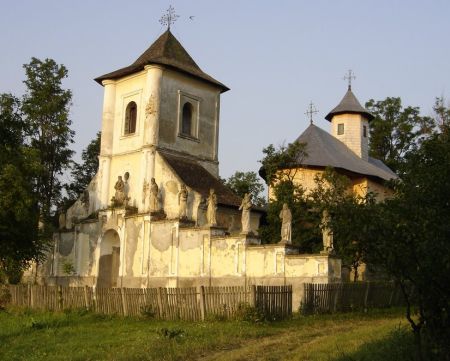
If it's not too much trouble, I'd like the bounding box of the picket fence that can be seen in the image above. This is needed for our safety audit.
[301,282,406,314]
[6,284,292,321]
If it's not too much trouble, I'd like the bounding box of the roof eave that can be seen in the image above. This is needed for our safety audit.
[325,110,374,122]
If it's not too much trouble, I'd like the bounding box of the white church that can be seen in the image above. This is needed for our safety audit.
[35,28,399,308]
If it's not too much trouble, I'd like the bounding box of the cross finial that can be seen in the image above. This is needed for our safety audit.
[159,5,179,30]
[343,69,356,90]
[305,102,319,125]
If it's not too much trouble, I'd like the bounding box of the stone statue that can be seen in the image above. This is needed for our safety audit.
[113,176,126,206]
[178,183,188,219]
[58,208,66,230]
[239,193,252,234]
[206,188,217,226]
[321,209,334,253]
[149,178,159,212]
[142,179,149,212]
[279,203,292,244]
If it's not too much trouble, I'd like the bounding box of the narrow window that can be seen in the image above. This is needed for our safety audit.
[181,102,193,136]
[363,125,367,138]
[124,101,137,135]
[337,123,344,135]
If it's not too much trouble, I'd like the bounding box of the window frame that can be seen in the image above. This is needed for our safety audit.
[337,123,345,135]
[124,101,137,135]
[177,91,201,141]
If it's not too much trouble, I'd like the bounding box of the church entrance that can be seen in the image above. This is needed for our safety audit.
[97,230,120,288]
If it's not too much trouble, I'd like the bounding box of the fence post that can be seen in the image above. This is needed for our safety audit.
[58,285,63,310]
[120,288,128,316]
[250,285,256,308]
[28,283,32,308]
[157,287,164,319]
[84,286,89,310]
[364,282,370,309]
[199,286,206,321]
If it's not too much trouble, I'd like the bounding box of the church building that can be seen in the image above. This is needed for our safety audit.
[38,29,341,308]
[269,85,397,200]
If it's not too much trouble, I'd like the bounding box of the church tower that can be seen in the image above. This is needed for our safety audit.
[325,86,374,160]
[94,29,229,210]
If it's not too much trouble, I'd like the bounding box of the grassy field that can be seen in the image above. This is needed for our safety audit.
[0,307,416,361]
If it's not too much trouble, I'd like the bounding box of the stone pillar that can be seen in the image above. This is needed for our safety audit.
[98,80,116,208]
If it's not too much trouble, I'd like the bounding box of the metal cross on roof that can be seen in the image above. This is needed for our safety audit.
[343,69,356,90]
[159,5,179,30]
[305,102,319,124]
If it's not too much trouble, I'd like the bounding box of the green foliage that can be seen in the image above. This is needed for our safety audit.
[259,141,307,185]
[0,94,41,282]
[223,171,266,207]
[62,261,76,275]
[365,97,434,174]
[21,57,74,230]
[66,131,100,202]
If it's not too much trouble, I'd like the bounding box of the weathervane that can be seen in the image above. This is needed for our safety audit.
[305,102,319,124]
[159,5,179,29]
[343,69,356,90]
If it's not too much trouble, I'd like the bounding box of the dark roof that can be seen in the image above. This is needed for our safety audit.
[159,151,242,208]
[294,124,397,181]
[325,87,374,121]
[95,30,229,92]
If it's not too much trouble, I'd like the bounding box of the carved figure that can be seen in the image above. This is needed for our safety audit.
[149,178,159,212]
[58,208,66,230]
[239,193,252,234]
[206,188,217,226]
[321,209,334,253]
[114,176,126,206]
[178,183,188,219]
[279,203,292,244]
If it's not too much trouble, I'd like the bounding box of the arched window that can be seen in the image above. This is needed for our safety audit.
[181,102,193,136]
[124,101,137,135]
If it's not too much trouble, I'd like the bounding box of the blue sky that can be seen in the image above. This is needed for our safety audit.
[1,1,449,179]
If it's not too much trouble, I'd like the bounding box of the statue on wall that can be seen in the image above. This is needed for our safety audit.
[178,183,188,219]
[206,188,217,226]
[113,176,126,206]
[239,193,252,234]
[149,178,159,212]
[279,203,292,244]
[321,209,334,253]
[58,208,66,230]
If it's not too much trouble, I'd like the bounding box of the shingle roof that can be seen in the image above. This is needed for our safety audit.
[159,151,242,208]
[95,30,229,92]
[294,124,397,181]
[325,87,374,121]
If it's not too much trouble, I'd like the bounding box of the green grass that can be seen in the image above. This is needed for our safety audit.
[0,307,416,361]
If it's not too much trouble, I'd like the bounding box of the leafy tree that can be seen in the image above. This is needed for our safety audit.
[365,97,434,174]
[433,96,450,134]
[0,94,41,283]
[258,142,322,250]
[223,171,266,207]
[21,57,74,234]
[66,131,100,202]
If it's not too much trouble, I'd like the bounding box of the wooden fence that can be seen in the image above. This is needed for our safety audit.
[301,282,407,314]
[6,284,292,321]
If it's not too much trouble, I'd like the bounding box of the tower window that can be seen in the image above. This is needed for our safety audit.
[124,101,137,135]
[337,123,344,135]
[181,102,193,136]
[363,125,367,138]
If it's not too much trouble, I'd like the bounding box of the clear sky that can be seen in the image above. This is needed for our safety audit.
[1,1,449,180]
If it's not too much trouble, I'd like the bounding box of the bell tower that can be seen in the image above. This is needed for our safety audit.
[94,29,229,210]
[325,84,373,160]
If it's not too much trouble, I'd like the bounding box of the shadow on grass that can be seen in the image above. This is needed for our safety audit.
[332,326,418,361]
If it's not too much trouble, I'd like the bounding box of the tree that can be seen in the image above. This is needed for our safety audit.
[223,171,266,207]
[365,97,434,174]
[0,94,40,283]
[66,131,100,202]
[21,58,74,234]
[258,142,322,251]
